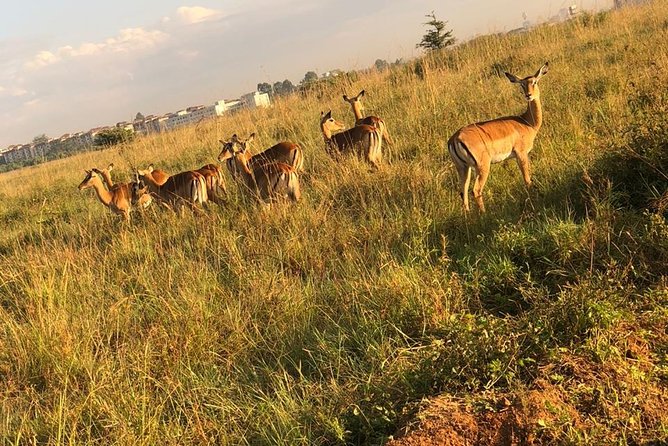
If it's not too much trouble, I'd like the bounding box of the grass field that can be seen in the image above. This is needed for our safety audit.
[1,2,667,445]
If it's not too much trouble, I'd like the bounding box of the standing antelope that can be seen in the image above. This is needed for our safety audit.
[92,163,153,208]
[78,170,148,222]
[343,90,393,145]
[136,167,208,212]
[217,133,304,172]
[219,136,301,203]
[448,62,549,213]
[319,110,383,169]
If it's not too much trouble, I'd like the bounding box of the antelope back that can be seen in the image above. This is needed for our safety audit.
[196,164,226,199]
[164,171,208,205]
[146,165,170,186]
[250,162,300,202]
[251,142,304,171]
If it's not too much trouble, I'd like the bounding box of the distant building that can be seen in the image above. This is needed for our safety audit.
[240,91,271,109]
[1,90,273,168]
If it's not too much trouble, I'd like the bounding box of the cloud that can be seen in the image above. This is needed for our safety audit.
[0,85,29,97]
[176,6,223,24]
[24,27,169,70]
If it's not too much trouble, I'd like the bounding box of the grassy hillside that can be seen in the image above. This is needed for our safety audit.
[1,3,667,445]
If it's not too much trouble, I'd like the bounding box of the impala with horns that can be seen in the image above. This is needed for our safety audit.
[92,163,152,208]
[448,62,549,213]
[217,133,304,172]
[219,136,301,203]
[78,169,148,222]
[319,110,383,169]
[343,89,393,146]
[136,167,208,212]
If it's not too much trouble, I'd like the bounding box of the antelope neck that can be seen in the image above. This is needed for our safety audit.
[89,178,114,206]
[520,96,543,130]
[351,102,363,120]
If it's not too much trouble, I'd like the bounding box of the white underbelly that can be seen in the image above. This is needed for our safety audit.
[491,151,515,164]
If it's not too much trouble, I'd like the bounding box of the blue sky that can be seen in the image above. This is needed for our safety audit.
[0,0,613,147]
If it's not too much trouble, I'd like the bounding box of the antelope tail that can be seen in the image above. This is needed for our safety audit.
[448,139,475,169]
[288,172,301,202]
[379,120,393,146]
[293,145,305,171]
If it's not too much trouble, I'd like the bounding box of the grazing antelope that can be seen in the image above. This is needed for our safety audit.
[448,62,549,213]
[78,170,148,222]
[92,163,153,209]
[136,167,208,212]
[219,136,300,203]
[343,90,393,146]
[217,133,304,172]
[319,110,383,169]
[141,164,225,205]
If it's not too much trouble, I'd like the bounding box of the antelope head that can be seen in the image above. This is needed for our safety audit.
[505,62,549,102]
[342,89,366,113]
[320,111,346,134]
[78,170,99,190]
[217,133,254,162]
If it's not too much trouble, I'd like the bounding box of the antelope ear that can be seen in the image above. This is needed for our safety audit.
[324,110,332,119]
[504,72,521,83]
[358,89,365,97]
[247,133,256,142]
[147,164,154,173]
[535,62,549,80]
[107,163,114,171]
[342,94,349,101]
[219,139,226,144]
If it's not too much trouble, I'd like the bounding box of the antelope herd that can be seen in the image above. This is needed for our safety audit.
[79,62,549,220]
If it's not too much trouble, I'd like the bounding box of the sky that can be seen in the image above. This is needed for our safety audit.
[0,0,614,147]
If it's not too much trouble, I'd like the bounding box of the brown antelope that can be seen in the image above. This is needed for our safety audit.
[319,110,383,169]
[217,133,304,172]
[136,167,208,212]
[142,165,170,186]
[195,164,226,205]
[78,169,148,222]
[342,90,393,145]
[142,164,225,205]
[448,62,549,213]
[92,163,153,209]
[219,136,300,203]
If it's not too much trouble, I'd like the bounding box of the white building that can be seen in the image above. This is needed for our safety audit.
[240,91,271,109]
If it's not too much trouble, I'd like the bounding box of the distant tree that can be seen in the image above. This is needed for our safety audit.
[32,134,49,145]
[302,71,318,84]
[282,79,295,94]
[94,128,134,147]
[257,82,273,95]
[135,112,145,121]
[416,11,455,52]
[374,59,389,71]
[393,58,404,66]
[273,81,285,96]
